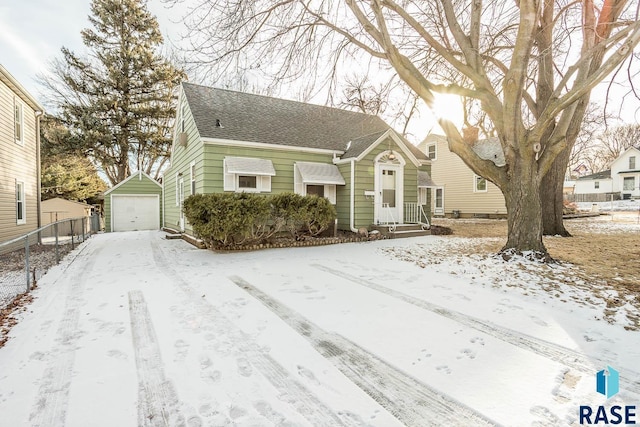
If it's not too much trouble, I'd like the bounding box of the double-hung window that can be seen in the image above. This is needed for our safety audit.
[426,144,436,160]
[16,181,26,224]
[15,101,24,145]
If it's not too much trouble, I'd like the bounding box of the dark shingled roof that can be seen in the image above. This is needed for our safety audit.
[578,170,612,180]
[182,83,428,161]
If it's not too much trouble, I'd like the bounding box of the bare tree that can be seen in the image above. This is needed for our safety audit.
[338,74,423,140]
[171,0,640,257]
[578,123,640,172]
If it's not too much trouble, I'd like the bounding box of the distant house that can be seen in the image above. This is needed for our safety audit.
[574,170,613,195]
[612,146,640,199]
[162,82,433,236]
[417,133,506,218]
[0,64,44,252]
[41,197,94,235]
[572,146,640,200]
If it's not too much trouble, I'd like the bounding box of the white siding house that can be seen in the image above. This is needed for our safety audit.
[574,170,613,195]
[611,146,640,199]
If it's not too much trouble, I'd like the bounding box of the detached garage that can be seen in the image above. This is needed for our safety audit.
[104,172,162,232]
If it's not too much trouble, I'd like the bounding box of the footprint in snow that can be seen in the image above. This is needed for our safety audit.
[530,316,549,327]
[297,365,320,385]
[106,349,127,360]
[457,348,476,360]
[470,337,485,346]
[436,365,452,374]
[237,357,253,377]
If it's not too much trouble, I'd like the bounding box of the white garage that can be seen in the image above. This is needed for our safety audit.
[104,172,163,232]
[111,195,160,232]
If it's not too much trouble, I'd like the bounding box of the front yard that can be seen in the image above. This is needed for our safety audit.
[0,216,638,426]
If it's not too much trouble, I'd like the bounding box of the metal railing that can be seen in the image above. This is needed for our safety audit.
[0,217,93,309]
[404,203,431,229]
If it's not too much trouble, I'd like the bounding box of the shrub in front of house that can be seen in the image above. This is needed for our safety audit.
[183,192,337,248]
[183,193,274,247]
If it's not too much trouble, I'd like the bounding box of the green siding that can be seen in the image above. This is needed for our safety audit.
[104,173,162,232]
[163,95,205,233]
[348,135,431,229]
[164,97,431,235]
[202,145,334,194]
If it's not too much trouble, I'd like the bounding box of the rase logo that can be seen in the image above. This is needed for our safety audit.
[579,366,637,425]
[597,366,620,399]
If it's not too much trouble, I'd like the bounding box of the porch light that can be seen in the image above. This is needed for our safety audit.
[388,151,396,161]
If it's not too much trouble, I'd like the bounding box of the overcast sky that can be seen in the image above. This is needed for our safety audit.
[0,0,182,100]
[1,1,638,129]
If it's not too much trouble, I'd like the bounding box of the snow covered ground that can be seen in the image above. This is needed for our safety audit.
[0,230,638,426]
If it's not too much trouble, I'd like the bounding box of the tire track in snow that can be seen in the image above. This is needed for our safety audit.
[312,264,640,395]
[150,243,349,427]
[128,290,183,427]
[229,275,500,427]
[29,243,100,427]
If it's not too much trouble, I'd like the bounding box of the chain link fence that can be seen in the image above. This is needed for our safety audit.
[0,217,94,309]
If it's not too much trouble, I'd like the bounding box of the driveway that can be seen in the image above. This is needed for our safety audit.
[0,231,637,426]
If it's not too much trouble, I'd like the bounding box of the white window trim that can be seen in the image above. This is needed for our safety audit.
[426,143,437,160]
[190,161,196,195]
[15,100,24,145]
[16,181,26,224]
[630,156,636,170]
[474,175,488,193]
[175,172,180,206]
[623,176,635,191]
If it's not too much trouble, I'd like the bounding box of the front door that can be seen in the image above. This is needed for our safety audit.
[377,165,402,224]
[178,176,185,230]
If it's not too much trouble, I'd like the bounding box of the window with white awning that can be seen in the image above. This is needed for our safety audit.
[294,162,346,204]
[224,157,276,193]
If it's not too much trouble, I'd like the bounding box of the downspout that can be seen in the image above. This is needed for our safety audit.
[35,111,43,243]
[349,159,358,232]
[161,176,165,229]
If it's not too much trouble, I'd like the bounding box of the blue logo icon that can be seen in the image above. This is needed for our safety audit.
[596,366,619,398]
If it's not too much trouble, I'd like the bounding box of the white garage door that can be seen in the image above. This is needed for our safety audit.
[112,195,159,232]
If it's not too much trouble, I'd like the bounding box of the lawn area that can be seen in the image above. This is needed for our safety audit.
[432,213,640,328]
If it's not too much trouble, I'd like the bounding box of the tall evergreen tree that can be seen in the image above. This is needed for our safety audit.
[40,116,107,204]
[41,0,186,185]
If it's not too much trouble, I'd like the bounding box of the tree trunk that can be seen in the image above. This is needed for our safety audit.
[541,146,572,236]
[502,159,548,256]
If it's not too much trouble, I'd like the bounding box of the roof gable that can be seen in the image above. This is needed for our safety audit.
[104,171,161,195]
[182,82,392,152]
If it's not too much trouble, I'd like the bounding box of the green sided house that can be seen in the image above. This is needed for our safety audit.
[104,171,162,232]
[163,82,434,236]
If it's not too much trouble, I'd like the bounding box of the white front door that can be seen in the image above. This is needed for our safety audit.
[178,176,185,230]
[377,165,402,224]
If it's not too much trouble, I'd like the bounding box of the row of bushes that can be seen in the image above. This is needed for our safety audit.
[183,192,337,248]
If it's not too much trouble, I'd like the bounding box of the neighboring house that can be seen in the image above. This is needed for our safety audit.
[104,171,162,232]
[162,83,433,236]
[572,146,640,200]
[574,170,613,195]
[41,197,94,235]
[611,146,640,199]
[0,64,44,253]
[417,133,507,218]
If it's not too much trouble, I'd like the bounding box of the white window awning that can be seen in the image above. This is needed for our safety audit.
[296,162,345,185]
[225,156,276,176]
[418,171,438,188]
